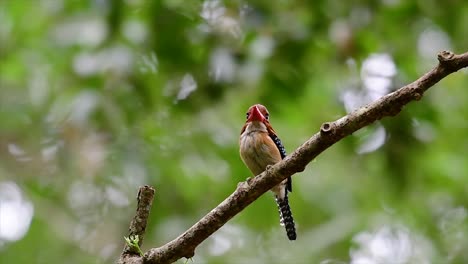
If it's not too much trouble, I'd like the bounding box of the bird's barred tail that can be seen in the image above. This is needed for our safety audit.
[275,194,296,240]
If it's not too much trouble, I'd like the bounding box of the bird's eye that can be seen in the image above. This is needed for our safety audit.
[265,113,269,120]
[246,112,250,119]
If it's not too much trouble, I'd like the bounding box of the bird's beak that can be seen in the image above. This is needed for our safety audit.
[247,105,265,122]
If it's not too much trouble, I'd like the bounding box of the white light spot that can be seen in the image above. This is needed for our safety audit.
[361,53,397,79]
[122,20,147,44]
[73,46,133,76]
[341,89,366,113]
[100,243,119,260]
[418,27,452,61]
[219,17,243,39]
[250,36,275,59]
[0,9,13,41]
[438,207,467,233]
[200,0,225,23]
[349,7,372,27]
[69,91,100,126]
[7,143,25,156]
[207,224,245,256]
[7,143,31,162]
[350,225,433,263]
[67,181,103,211]
[363,77,393,101]
[382,0,400,6]
[41,144,59,161]
[210,48,235,82]
[342,53,396,113]
[52,17,107,47]
[412,119,436,142]
[122,161,147,188]
[200,0,243,39]
[29,68,50,107]
[0,182,34,244]
[78,133,107,177]
[180,153,230,181]
[357,125,387,154]
[105,186,129,207]
[177,74,197,100]
[238,61,263,84]
[329,19,352,47]
[436,205,467,258]
[361,53,396,99]
[73,53,100,76]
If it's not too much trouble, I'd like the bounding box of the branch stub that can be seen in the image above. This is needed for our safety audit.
[438,50,454,63]
[320,122,333,134]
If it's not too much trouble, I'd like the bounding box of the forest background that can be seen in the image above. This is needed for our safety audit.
[1,0,468,263]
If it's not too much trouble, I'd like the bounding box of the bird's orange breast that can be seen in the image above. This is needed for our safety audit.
[239,131,282,176]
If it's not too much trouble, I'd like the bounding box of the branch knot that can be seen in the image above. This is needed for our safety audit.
[320,122,333,134]
[438,50,454,63]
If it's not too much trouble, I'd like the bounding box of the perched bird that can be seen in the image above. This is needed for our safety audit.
[239,104,296,240]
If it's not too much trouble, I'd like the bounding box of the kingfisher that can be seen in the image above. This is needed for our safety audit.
[239,104,296,240]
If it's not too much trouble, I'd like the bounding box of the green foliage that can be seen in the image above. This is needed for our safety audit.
[1,0,467,263]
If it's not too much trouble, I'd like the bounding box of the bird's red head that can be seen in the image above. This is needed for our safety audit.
[241,104,275,135]
[246,104,270,123]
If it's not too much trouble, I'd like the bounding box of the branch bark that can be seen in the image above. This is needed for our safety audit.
[118,186,155,264]
[122,51,468,264]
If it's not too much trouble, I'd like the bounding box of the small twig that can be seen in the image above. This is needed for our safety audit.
[125,235,144,257]
[118,186,155,264]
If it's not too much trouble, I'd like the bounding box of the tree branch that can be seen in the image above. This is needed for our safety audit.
[122,51,468,264]
[118,186,155,264]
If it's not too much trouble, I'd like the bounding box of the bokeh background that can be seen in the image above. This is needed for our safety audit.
[1,0,468,263]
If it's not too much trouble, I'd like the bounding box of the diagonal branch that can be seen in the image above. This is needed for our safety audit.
[123,51,468,264]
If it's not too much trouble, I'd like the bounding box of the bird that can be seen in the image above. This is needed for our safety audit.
[239,104,296,240]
